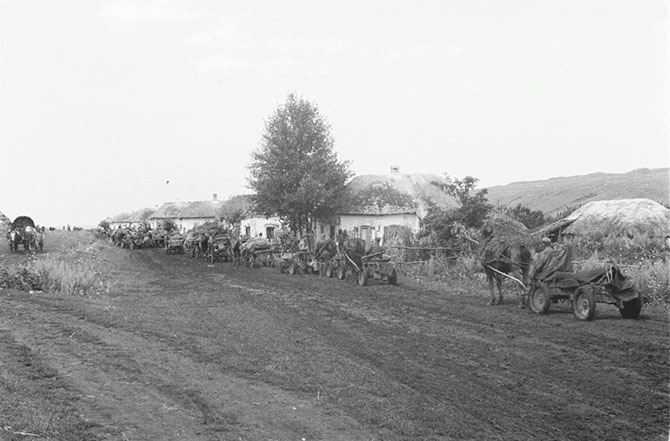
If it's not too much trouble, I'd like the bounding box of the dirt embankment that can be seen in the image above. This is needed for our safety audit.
[1,242,668,440]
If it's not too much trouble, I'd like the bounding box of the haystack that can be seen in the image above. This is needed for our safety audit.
[0,211,11,233]
[561,199,670,249]
[481,211,529,240]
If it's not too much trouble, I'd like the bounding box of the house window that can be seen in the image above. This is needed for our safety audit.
[245,226,251,237]
[359,225,373,243]
[329,225,335,239]
[266,227,275,239]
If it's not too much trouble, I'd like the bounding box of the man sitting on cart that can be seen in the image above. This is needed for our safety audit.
[528,237,574,285]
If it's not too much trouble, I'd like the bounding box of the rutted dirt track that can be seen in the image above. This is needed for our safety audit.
[1,243,668,440]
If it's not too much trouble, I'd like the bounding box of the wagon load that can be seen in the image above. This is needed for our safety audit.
[151,229,168,247]
[12,216,35,230]
[240,236,276,268]
[206,230,233,263]
[334,235,398,286]
[165,232,184,255]
[279,234,319,275]
[182,230,202,258]
[527,246,641,320]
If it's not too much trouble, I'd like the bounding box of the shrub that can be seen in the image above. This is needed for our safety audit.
[0,262,41,291]
[33,257,102,296]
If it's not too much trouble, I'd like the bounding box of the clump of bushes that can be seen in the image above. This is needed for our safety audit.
[33,257,103,296]
[0,262,41,291]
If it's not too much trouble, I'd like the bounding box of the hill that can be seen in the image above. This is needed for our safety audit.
[484,167,669,215]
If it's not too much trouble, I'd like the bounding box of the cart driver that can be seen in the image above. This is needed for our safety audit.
[528,237,573,283]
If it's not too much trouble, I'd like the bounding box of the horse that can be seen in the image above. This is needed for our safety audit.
[34,230,44,252]
[314,238,338,276]
[337,233,367,276]
[7,229,22,252]
[480,238,532,306]
[22,226,38,252]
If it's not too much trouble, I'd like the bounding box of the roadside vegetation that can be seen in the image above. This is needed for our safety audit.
[0,230,112,296]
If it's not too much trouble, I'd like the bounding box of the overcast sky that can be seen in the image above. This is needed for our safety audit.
[1,0,668,228]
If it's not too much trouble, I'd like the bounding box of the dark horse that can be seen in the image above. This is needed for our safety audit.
[480,237,532,306]
[336,232,366,277]
[314,238,338,276]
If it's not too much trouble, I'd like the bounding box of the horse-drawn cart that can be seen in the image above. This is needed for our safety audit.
[280,249,319,275]
[207,232,233,263]
[335,244,398,286]
[165,232,184,255]
[240,237,277,268]
[528,264,641,321]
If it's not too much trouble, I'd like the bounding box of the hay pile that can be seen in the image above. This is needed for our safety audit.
[563,199,670,248]
[0,211,11,234]
[481,211,529,240]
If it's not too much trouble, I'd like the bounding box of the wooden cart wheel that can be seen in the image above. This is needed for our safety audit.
[619,297,642,319]
[529,286,551,314]
[573,286,596,321]
[387,270,397,286]
[357,269,368,286]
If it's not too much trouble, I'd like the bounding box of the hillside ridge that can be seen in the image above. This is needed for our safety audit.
[484,167,669,215]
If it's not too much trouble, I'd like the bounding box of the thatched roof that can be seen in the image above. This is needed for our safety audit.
[109,212,133,223]
[559,199,670,244]
[343,173,459,217]
[148,200,223,220]
[128,208,155,223]
[218,195,256,218]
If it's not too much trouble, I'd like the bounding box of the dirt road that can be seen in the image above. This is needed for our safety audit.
[1,242,668,440]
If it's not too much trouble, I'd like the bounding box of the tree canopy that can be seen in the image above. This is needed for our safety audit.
[503,204,545,230]
[248,94,352,233]
[420,174,492,245]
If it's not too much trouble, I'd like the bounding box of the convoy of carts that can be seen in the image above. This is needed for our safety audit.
[102,222,647,321]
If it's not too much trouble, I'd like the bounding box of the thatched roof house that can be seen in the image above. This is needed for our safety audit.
[217,194,284,239]
[338,172,459,241]
[147,199,223,233]
[108,208,155,229]
[218,195,256,221]
[538,199,670,249]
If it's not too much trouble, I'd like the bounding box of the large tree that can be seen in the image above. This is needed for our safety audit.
[248,94,352,234]
[420,175,492,245]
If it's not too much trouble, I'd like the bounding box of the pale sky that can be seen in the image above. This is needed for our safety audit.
[1,0,668,228]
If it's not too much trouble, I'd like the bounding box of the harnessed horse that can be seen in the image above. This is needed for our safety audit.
[480,237,531,306]
[7,229,22,252]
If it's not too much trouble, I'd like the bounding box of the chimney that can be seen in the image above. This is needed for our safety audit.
[213,193,218,201]
[390,166,400,174]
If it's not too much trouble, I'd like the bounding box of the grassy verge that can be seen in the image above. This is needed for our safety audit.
[0,230,112,296]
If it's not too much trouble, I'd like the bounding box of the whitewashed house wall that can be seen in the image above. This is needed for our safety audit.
[338,213,419,243]
[240,216,282,239]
